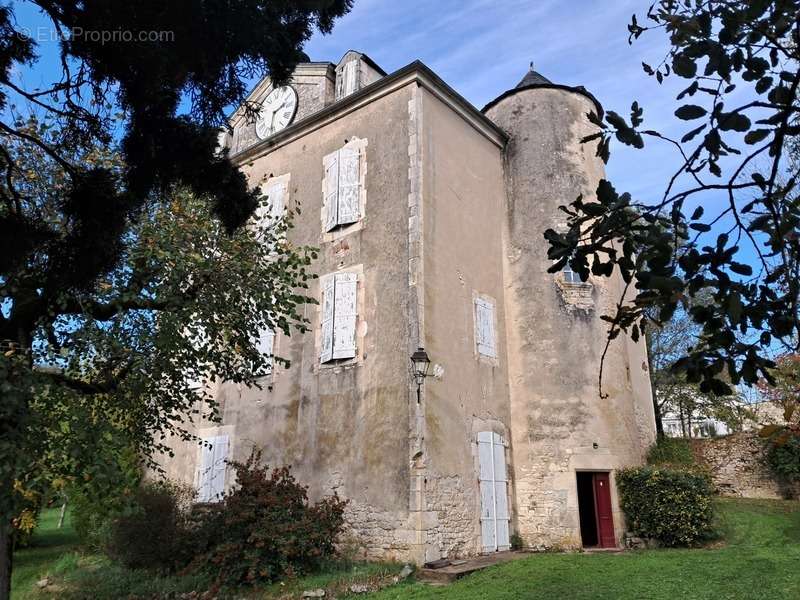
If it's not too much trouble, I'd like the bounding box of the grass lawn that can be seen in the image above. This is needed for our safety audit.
[12,498,800,599]
[370,498,800,600]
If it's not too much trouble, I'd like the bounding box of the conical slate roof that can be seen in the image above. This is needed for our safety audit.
[516,63,551,87]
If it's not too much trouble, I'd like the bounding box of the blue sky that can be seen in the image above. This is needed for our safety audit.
[302,0,688,203]
[11,0,760,268]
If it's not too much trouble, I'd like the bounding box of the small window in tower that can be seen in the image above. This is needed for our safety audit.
[562,265,583,284]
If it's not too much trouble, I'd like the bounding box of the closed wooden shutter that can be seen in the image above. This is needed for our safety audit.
[332,272,357,359]
[323,152,339,232]
[197,438,215,502]
[268,181,286,223]
[478,431,510,552]
[209,435,229,501]
[475,298,497,358]
[478,431,496,552]
[320,276,335,363]
[337,146,361,225]
[256,328,275,371]
[343,60,358,96]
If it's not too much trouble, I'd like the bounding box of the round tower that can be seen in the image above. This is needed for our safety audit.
[484,66,656,550]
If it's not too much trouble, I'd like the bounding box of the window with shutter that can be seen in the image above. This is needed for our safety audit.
[475,297,497,358]
[336,60,359,100]
[320,276,335,363]
[253,178,287,243]
[320,272,358,364]
[197,435,228,503]
[332,273,357,359]
[256,328,275,372]
[323,152,339,232]
[322,144,363,232]
[337,147,361,225]
[210,435,228,501]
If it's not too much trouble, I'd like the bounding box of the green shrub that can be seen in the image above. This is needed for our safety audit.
[106,480,196,572]
[647,436,695,467]
[616,466,715,547]
[195,448,348,587]
[765,429,800,483]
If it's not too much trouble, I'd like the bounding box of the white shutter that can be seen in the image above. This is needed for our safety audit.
[268,181,286,223]
[323,152,339,232]
[210,435,229,502]
[343,60,358,96]
[337,146,361,225]
[493,433,510,550]
[198,438,215,502]
[478,431,510,552]
[320,276,335,363]
[332,272,357,359]
[478,432,497,552]
[475,298,497,358]
[256,328,275,371]
[335,66,344,100]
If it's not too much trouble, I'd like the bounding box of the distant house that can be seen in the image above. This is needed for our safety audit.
[661,411,731,438]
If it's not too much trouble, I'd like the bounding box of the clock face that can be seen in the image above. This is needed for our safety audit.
[255,86,298,140]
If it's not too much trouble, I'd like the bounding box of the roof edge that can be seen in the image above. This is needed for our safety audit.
[337,49,388,76]
[229,60,508,163]
[482,83,604,117]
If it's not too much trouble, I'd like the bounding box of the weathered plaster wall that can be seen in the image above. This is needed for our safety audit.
[229,63,336,156]
[162,82,419,561]
[486,88,656,550]
[417,87,509,561]
[693,432,797,499]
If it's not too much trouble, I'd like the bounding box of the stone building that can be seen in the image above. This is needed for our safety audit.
[158,51,656,563]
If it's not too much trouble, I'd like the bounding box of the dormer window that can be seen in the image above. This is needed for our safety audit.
[336,59,360,100]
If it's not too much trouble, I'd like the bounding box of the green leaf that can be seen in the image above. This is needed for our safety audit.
[681,124,706,143]
[744,129,770,145]
[718,112,751,132]
[755,76,773,94]
[729,262,753,276]
[672,54,697,78]
[675,105,707,120]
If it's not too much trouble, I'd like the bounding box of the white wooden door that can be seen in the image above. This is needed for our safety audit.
[478,431,510,552]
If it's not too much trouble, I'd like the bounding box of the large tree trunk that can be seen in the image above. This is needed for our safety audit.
[0,519,12,600]
[653,398,664,438]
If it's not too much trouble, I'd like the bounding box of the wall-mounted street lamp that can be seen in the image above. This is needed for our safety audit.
[410,347,432,403]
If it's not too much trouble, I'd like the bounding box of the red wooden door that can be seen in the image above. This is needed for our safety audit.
[593,473,616,548]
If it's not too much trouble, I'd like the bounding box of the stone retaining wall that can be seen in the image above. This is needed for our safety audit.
[692,432,796,499]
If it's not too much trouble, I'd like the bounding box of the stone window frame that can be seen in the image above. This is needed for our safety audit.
[320,137,368,243]
[313,264,366,372]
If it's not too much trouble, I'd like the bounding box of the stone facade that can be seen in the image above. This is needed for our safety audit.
[692,432,797,499]
[156,53,656,563]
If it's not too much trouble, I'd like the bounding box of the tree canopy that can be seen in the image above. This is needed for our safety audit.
[0,1,352,595]
[546,0,800,398]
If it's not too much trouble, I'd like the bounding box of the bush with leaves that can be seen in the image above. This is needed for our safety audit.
[617,466,715,547]
[763,428,800,484]
[106,480,197,572]
[196,449,348,587]
[646,436,696,467]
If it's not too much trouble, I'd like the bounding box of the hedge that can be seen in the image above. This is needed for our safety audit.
[616,466,715,547]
